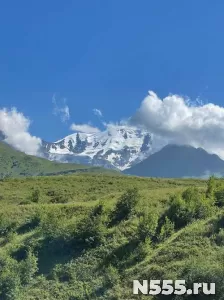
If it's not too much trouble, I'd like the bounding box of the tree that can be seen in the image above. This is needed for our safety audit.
[31,189,40,203]
[166,187,214,229]
[75,213,106,248]
[110,188,139,225]
[158,217,175,242]
[137,211,158,242]
[20,251,38,285]
[206,175,216,199]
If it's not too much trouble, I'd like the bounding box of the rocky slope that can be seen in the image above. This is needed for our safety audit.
[42,126,152,170]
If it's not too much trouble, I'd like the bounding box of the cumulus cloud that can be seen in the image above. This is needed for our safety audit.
[131,91,224,159]
[52,94,70,123]
[0,108,42,155]
[93,108,103,118]
[70,123,100,133]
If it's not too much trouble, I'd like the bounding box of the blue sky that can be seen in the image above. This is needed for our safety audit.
[1,0,224,141]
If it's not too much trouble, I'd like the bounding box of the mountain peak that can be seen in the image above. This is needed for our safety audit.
[125,144,224,178]
[42,126,152,170]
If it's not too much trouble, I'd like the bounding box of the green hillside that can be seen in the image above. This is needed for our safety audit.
[0,173,223,299]
[0,142,116,178]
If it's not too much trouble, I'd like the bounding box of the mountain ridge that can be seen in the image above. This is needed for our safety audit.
[124,144,224,178]
[42,126,152,170]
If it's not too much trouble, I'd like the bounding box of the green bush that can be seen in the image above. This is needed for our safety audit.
[206,176,224,207]
[137,210,158,242]
[206,175,216,199]
[20,251,38,285]
[0,256,21,300]
[39,211,67,240]
[166,187,214,229]
[104,265,120,288]
[74,213,106,248]
[110,188,139,225]
[215,229,224,246]
[49,192,68,204]
[178,262,224,300]
[158,216,175,242]
[0,215,17,237]
[30,189,40,203]
[214,190,224,207]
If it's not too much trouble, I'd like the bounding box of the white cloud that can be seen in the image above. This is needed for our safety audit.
[0,108,42,155]
[52,94,70,123]
[131,90,224,159]
[70,123,100,133]
[93,108,103,117]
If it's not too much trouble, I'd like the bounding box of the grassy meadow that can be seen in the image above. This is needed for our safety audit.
[0,173,223,299]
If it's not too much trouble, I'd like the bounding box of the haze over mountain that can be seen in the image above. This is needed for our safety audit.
[124,144,224,178]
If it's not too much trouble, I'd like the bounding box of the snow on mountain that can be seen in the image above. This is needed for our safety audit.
[42,125,152,170]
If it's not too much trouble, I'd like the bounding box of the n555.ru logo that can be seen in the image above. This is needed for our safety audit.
[133,280,215,296]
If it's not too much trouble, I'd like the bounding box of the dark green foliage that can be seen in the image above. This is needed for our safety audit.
[0,251,38,300]
[49,192,68,204]
[215,229,224,246]
[0,174,223,299]
[214,189,224,207]
[110,188,139,225]
[137,211,158,241]
[74,209,106,248]
[206,175,216,199]
[158,216,175,242]
[90,201,104,217]
[30,189,40,203]
[20,251,38,285]
[0,215,17,237]
[166,187,214,229]
[39,210,67,240]
[178,262,224,300]
[206,176,224,207]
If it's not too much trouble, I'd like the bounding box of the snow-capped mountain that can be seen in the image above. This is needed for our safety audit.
[42,126,152,170]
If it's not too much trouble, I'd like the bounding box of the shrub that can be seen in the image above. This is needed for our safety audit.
[0,216,17,237]
[206,176,224,207]
[48,190,68,204]
[75,214,106,248]
[30,189,40,203]
[166,187,214,229]
[20,251,38,285]
[90,201,104,218]
[49,193,68,204]
[137,211,158,242]
[134,238,152,261]
[215,229,224,246]
[214,190,224,207]
[46,190,56,197]
[0,256,21,300]
[158,216,175,242]
[179,262,224,300]
[110,188,139,225]
[104,265,120,288]
[206,175,216,199]
[39,211,66,240]
[74,204,107,248]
